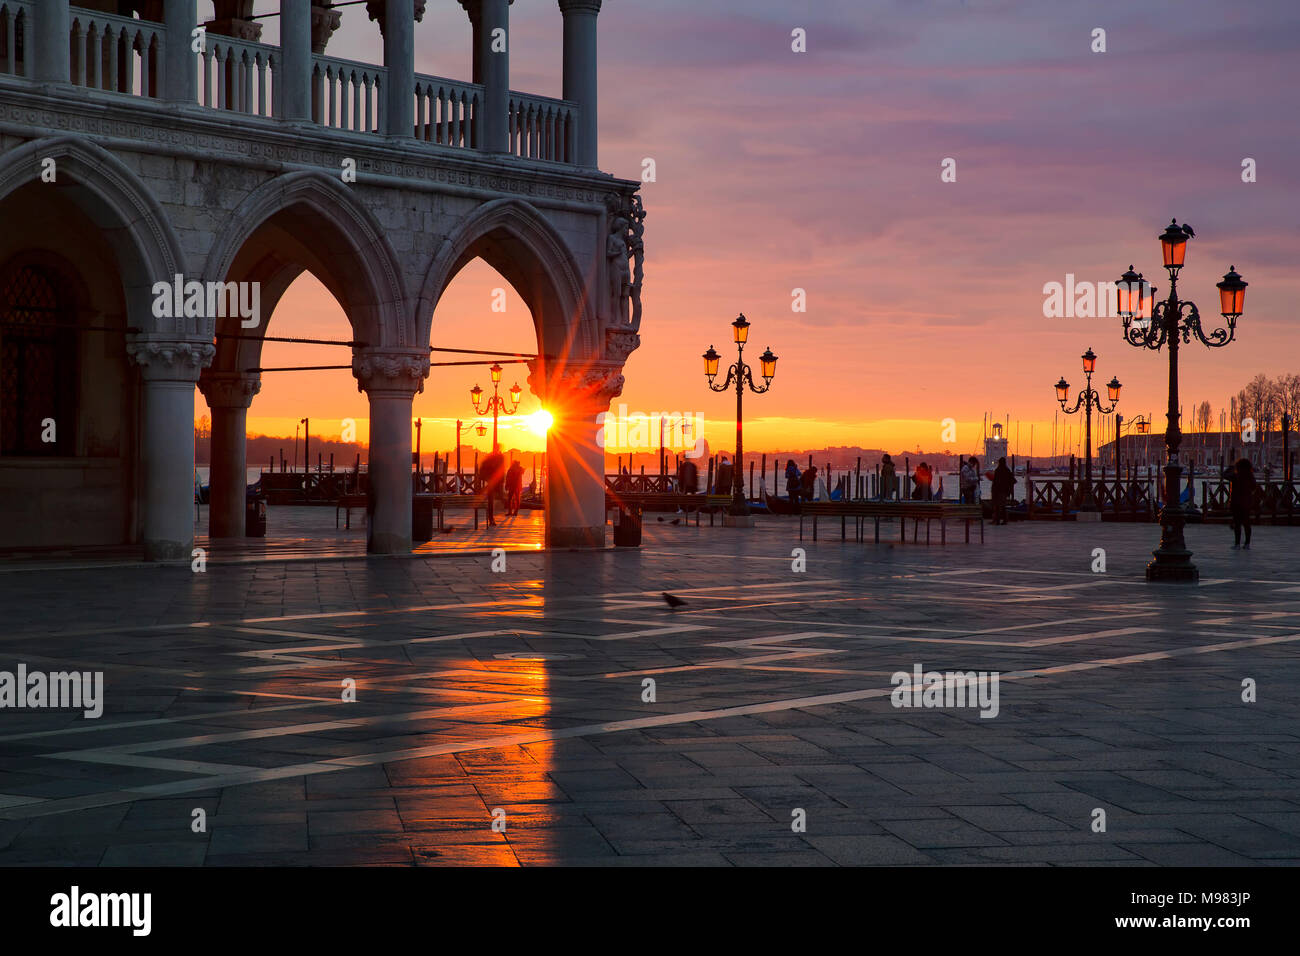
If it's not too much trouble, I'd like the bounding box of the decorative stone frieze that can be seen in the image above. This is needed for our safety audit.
[126,339,215,382]
[352,349,430,397]
[198,372,261,409]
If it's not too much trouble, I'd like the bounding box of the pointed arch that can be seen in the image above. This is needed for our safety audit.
[0,135,186,333]
[417,197,597,360]
[203,170,410,349]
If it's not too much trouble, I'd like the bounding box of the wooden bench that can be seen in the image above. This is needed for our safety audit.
[336,493,489,531]
[799,501,984,544]
[605,493,733,526]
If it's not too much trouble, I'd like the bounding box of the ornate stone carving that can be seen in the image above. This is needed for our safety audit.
[206,1,262,41]
[527,360,624,412]
[127,339,216,381]
[311,1,342,54]
[366,0,428,34]
[352,349,430,396]
[558,0,603,13]
[605,191,646,332]
[605,327,640,365]
[198,373,261,409]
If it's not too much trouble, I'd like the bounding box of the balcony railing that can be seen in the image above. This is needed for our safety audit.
[5,8,582,165]
[508,91,577,164]
[313,53,385,135]
[0,1,33,78]
[414,74,482,149]
[69,7,162,98]
[201,34,276,119]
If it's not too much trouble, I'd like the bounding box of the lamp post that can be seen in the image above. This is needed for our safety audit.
[1054,348,1120,512]
[1116,219,1248,581]
[1114,413,1151,476]
[703,314,779,516]
[469,362,522,454]
[413,417,422,476]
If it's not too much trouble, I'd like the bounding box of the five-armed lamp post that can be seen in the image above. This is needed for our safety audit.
[1116,219,1248,581]
[1054,347,1121,513]
[703,314,779,517]
[469,362,522,454]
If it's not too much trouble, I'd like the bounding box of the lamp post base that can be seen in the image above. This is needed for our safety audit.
[1146,552,1199,582]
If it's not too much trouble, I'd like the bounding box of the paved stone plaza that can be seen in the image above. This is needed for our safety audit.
[1,517,1298,866]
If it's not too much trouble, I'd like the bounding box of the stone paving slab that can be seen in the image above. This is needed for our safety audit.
[1,518,1299,865]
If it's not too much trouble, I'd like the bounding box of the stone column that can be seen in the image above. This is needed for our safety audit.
[533,362,623,548]
[34,0,71,84]
[128,339,215,561]
[353,350,429,554]
[381,0,415,138]
[280,0,312,121]
[479,0,510,153]
[559,0,600,167]
[163,0,198,103]
[198,373,260,538]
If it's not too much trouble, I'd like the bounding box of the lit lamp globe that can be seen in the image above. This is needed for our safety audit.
[731,314,750,346]
[1159,218,1189,271]
[1107,377,1122,403]
[1082,348,1097,375]
[759,347,778,383]
[1216,266,1247,322]
[702,345,721,382]
[1055,377,1070,404]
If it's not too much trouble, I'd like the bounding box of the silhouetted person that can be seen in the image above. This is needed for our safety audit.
[1229,457,1257,550]
[879,454,897,500]
[479,450,506,526]
[505,460,525,516]
[715,455,735,497]
[800,465,818,502]
[678,457,699,495]
[785,459,802,505]
[960,456,980,504]
[991,456,1015,525]
[912,462,933,500]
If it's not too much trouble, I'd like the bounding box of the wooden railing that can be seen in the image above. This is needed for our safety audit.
[312,54,386,134]
[508,91,578,163]
[605,474,678,494]
[414,74,483,148]
[1024,478,1158,520]
[1201,480,1300,523]
[0,2,33,79]
[68,8,162,98]
[414,472,481,495]
[201,34,277,118]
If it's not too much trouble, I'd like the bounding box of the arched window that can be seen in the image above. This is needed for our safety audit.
[0,264,77,456]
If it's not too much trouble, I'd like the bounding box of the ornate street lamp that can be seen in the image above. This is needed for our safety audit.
[1055,348,1120,512]
[703,314,779,516]
[1116,220,1247,581]
[469,362,521,453]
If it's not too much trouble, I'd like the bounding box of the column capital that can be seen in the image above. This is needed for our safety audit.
[558,0,601,14]
[528,361,624,414]
[198,371,261,409]
[353,349,430,398]
[367,0,427,31]
[127,337,215,383]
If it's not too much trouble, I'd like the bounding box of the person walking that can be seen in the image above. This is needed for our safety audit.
[1229,457,1257,550]
[784,459,802,506]
[478,450,506,527]
[991,456,1015,525]
[715,454,735,497]
[504,459,525,516]
[879,454,897,500]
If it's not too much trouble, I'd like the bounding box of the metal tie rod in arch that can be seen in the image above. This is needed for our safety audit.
[217,332,559,374]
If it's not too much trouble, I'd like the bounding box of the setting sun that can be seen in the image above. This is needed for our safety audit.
[527,409,555,435]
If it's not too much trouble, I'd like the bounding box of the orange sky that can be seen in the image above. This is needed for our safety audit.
[198,1,1299,461]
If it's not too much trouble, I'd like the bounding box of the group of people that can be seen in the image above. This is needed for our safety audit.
[476,452,527,527]
[784,460,821,505]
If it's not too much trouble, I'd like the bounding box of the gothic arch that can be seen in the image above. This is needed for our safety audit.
[417,198,597,361]
[0,135,186,334]
[203,170,410,350]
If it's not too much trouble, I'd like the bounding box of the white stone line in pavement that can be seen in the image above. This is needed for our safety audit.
[0,700,327,743]
[45,751,258,775]
[7,628,1299,823]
